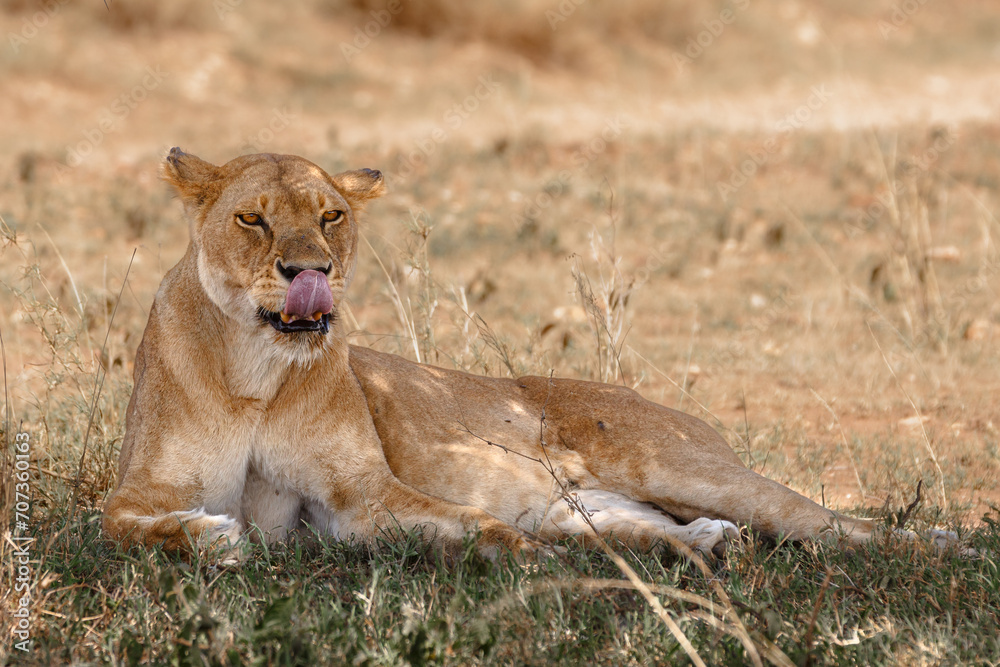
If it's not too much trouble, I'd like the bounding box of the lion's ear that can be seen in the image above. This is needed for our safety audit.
[331,168,386,211]
[162,147,221,209]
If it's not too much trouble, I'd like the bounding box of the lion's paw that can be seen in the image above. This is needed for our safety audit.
[173,508,245,562]
[684,518,741,560]
[892,527,980,558]
[925,528,958,548]
[925,528,980,558]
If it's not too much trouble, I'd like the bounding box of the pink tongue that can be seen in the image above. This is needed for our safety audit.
[283,270,333,318]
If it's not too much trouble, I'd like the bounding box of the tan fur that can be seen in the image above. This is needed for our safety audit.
[103,149,906,562]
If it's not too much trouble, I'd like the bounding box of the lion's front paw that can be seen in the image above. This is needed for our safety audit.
[683,518,741,560]
[173,508,245,561]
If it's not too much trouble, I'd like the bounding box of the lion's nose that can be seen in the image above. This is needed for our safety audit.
[276,260,333,282]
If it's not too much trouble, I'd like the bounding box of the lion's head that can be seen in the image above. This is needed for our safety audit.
[162,148,384,362]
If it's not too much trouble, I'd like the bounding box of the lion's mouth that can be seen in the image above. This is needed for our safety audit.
[258,306,333,334]
[259,268,335,335]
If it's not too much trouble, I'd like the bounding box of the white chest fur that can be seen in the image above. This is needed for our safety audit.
[223,326,291,400]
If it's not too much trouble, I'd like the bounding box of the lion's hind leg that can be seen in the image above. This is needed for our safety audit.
[539,489,739,558]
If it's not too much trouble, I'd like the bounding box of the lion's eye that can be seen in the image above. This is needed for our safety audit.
[237,212,265,227]
[321,210,345,226]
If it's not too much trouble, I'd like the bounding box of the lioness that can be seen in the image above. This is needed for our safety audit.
[102,149,914,562]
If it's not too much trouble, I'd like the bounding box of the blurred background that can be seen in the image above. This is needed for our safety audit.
[2,0,1000,519]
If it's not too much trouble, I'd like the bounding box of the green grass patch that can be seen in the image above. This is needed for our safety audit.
[11,508,1000,666]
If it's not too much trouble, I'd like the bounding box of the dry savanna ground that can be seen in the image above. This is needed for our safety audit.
[1,0,1000,664]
